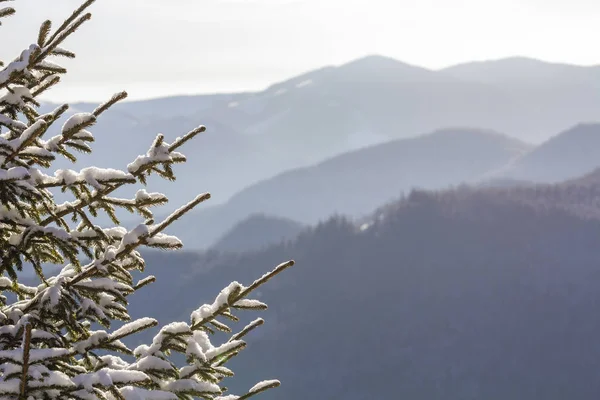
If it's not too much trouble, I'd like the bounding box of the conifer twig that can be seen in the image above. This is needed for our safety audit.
[38,125,206,227]
[149,192,211,237]
[190,260,295,330]
[43,0,95,47]
[65,193,212,288]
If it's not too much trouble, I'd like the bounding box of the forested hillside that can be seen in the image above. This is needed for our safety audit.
[126,176,600,399]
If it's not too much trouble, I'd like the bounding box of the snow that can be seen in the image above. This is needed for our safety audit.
[0,114,27,131]
[97,355,130,370]
[134,189,165,203]
[295,79,313,88]
[0,50,283,397]
[73,129,94,140]
[228,101,239,108]
[43,134,62,151]
[80,298,109,322]
[162,378,221,394]
[134,322,191,358]
[0,166,29,181]
[0,86,33,107]
[11,120,46,150]
[205,340,245,361]
[191,282,244,323]
[35,59,65,72]
[26,369,73,389]
[233,299,267,309]
[52,167,134,188]
[72,331,109,354]
[185,338,208,363]
[19,146,53,158]
[192,331,213,353]
[146,233,182,248]
[0,277,13,289]
[127,139,184,174]
[131,355,173,373]
[0,44,39,86]
[73,368,150,388]
[118,224,150,252]
[249,379,280,393]
[111,317,157,339]
[62,112,95,134]
[74,278,132,293]
[0,347,70,363]
[41,277,65,309]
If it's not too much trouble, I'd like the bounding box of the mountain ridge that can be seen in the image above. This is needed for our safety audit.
[169,127,532,249]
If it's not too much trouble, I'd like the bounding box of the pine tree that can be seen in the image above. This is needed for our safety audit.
[0,1,294,398]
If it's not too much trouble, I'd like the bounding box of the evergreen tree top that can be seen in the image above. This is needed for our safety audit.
[0,1,294,399]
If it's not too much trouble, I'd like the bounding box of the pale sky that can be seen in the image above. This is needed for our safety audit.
[4,0,600,102]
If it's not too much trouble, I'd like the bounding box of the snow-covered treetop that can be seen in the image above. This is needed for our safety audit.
[0,1,294,399]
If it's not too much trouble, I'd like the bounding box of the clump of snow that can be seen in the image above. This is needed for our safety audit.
[62,113,95,135]
[135,189,156,202]
[117,224,150,252]
[0,44,39,87]
[0,86,33,107]
[0,167,29,181]
[162,378,221,394]
[52,167,134,189]
[249,380,280,393]
[191,282,244,323]
[127,139,184,175]
[233,299,267,309]
[111,318,157,340]
[295,79,313,88]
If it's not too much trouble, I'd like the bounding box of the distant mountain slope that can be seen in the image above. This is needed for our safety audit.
[42,55,600,210]
[441,56,600,85]
[127,178,600,400]
[499,123,600,183]
[441,57,600,143]
[170,128,531,249]
[213,214,304,253]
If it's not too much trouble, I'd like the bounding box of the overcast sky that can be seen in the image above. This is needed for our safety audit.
[4,0,600,102]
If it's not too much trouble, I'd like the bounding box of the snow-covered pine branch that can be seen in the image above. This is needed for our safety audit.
[0,1,294,399]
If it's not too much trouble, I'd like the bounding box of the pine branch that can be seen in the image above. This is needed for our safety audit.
[0,6,15,23]
[37,20,52,46]
[238,381,281,400]
[44,0,95,47]
[66,193,211,288]
[1,120,48,168]
[93,91,127,117]
[36,12,92,62]
[38,125,206,229]
[0,2,294,397]
[149,192,211,237]
[190,260,295,331]
[228,318,264,343]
